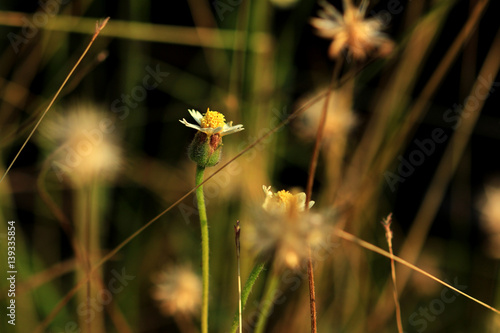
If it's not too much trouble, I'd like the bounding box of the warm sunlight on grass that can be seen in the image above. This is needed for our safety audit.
[1,1,500,332]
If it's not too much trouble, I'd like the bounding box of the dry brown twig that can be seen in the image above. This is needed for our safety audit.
[381,213,403,333]
[0,17,110,184]
[335,228,500,316]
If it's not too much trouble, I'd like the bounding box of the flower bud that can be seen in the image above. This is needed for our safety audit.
[188,132,223,167]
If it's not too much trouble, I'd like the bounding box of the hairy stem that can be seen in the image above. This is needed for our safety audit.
[195,165,209,333]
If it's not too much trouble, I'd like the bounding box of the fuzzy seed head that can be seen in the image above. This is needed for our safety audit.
[310,0,394,60]
[151,264,202,317]
[39,103,122,186]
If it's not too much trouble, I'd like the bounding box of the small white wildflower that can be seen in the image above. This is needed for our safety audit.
[247,186,329,270]
[179,108,244,137]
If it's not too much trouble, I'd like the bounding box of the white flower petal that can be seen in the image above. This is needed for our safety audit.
[179,118,202,131]
[181,109,244,137]
[214,126,225,133]
[294,192,307,211]
[188,109,204,125]
[221,125,244,136]
[262,186,277,212]
[263,185,273,196]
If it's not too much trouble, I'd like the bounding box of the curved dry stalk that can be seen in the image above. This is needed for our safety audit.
[396,25,500,294]
[334,228,500,316]
[15,259,75,295]
[304,58,344,333]
[342,0,488,216]
[381,214,403,333]
[0,17,110,184]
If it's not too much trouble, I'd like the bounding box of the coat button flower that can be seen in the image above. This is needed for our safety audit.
[180,108,244,167]
[247,185,329,270]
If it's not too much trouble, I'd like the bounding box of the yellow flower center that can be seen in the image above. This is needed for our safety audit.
[200,108,226,129]
[276,190,294,205]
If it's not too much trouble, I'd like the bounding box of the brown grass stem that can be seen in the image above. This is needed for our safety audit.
[399,0,489,133]
[305,57,343,333]
[366,1,491,327]
[305,58,342,206]
[0,17,109,184]
[37,147,83,262]
[343,0,487,225]
[381,214,403,333]
[396,25,500,294]
[306,248,317,332]
[334,228,500,316]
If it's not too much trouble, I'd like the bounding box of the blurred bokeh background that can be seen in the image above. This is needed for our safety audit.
[1,0,500,332]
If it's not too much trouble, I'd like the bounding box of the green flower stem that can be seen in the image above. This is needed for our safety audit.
[231,262,266,333]
[254,267,281,333]
[195,165,209,333]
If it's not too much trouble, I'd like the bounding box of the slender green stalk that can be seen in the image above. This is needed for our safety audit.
[78,183,104,333]
[195,166,209,333]
[234,221,242,333]
[231,262,266,333]
[254,268,281,333]
[74,185,90,332]
[88,181,105,333]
